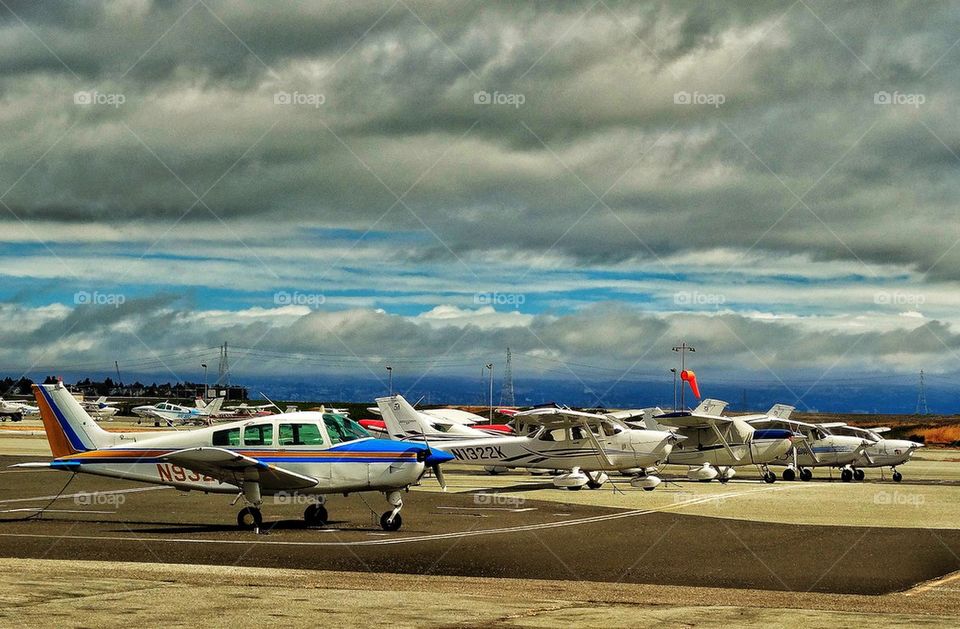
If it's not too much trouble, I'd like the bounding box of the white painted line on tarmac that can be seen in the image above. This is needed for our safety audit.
[0,484,808,548]
[0,486,169,504]
[436,506,537,512]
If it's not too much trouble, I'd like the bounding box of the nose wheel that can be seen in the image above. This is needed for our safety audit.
[892,470,903,482]
[304,503,328,526]
[380,512,403,531]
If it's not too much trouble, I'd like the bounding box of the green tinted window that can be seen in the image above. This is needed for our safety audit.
[212,427,240,446]
[323,413,370,444]
[242,423,273,446]
[278,423,324,446]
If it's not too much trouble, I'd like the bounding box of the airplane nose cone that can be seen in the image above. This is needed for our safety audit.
[425,449,455,466]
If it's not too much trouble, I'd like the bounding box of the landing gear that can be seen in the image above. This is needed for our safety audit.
[586,472,609,489]
[782,467,796,482]
[840,467,854,482]
[893,470,903,483]
[380,512,402,531]
[853,468,865,481]
[304,503,328,526]
[236,480,264,530]
[237,506,262,530]
[763,471,776,484]
[380,490,403,531]
[799,468,813,482]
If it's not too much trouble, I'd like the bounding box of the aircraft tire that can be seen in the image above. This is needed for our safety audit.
[237,507,262,530]
[380,512,402,531]
[854,469,865,481]
[893,471,903,482]
[763,472,776,484]
[841,468,853,482]
[799,469,813,481]
[304,503,328,526]
[782,468,796,481]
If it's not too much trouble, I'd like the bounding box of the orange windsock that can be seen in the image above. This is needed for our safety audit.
[681,370,701,399]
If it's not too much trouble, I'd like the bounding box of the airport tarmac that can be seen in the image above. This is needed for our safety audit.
[0,433,958,625]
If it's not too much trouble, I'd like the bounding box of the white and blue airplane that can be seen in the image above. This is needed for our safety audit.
[132,397,224,425]
[15,381,453,531]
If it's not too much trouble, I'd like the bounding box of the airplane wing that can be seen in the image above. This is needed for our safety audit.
[654,411,737,429]
[817,422,848,429]
[160,447,318,490]
[604,408,663,423]
[870,427,891,433]
[510,407,608,428]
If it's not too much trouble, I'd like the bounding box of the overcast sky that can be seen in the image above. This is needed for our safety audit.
[2,1,959,403]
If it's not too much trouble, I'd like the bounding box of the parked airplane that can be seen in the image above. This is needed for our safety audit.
[362,401,512,437]
[745,415,869,482]
[132,397,224,425]
[0,397,39,421]
[81,396,120,419]
[627,400,796,483]
[377,395,681,490]
[16,381,453,531]
[819,423,923,482]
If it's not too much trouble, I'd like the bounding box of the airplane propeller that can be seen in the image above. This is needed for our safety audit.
[414,424,447,491]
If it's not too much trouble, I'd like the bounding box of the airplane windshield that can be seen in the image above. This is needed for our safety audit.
[323,413,370,444]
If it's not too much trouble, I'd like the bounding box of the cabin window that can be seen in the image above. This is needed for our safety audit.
[278,423,324,446]
[242,424,273,446]
[212,427,240,446]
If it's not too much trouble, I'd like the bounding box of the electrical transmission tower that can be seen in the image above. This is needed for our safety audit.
[500,347,515,406]
[916,369,929,415]
[217,342,231,387]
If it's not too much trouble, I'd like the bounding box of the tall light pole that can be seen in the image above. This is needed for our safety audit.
[484,363,494,423]
[672,342,695,410]
[670,368,677,412]
[386,365,393,396]
[201,363,208,400]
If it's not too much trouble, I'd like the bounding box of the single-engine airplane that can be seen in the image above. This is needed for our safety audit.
[377,394,681,491]
[15,381,453,531]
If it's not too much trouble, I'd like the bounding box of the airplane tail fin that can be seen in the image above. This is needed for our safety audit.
[194,397,207,410]
[375,394,425,440]
[204,397,224,416]
[642,408,663,431]
[692,398,728,416]
[32,382,115,457]
[766,404,795,420]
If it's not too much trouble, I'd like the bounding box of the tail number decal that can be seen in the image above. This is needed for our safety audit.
[157,463,216,484]
[450,446,505,461]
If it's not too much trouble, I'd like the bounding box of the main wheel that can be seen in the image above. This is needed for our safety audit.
[782,468,796,482]
[718,476,729,484]
[763,471,776,484]
[892,471,903,482]
[380,511,402,531]
[237,506,262,530]
[853,469,865,481]
[800,468,813,481]
[304,503,328,526]
[841,468,853,482]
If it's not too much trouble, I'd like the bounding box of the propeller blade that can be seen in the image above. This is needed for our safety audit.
[432,464,447,491]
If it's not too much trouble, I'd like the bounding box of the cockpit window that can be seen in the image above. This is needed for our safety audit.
[323,413,369,444]
[538,428,567,442]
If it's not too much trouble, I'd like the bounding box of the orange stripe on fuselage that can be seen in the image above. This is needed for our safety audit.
[32,385,78,458]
